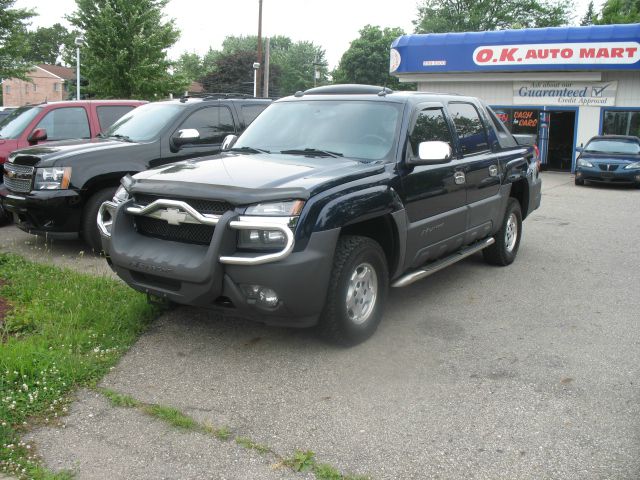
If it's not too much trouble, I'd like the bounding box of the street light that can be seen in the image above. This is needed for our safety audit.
[253,62,260,98]
[74,36,85,100]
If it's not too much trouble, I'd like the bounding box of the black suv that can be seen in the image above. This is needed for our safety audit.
[99,85,541,345]
[1,95,271,249]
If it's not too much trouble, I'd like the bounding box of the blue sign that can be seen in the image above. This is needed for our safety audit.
[390,24,640,74]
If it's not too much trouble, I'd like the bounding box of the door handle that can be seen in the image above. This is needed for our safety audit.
[489,165,498,177]
[454,171,466,185]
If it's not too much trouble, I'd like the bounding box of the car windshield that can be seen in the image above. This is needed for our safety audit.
[235,100,402,161]
[0,106,42,139]
[103,103,183,142]
[584,139,640,155]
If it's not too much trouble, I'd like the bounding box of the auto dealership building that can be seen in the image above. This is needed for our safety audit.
[391,24,640,172]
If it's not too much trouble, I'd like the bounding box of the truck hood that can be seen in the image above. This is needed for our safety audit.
[131,152,387,200]
[8,138,144,167]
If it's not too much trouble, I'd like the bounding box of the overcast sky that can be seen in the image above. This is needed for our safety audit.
[15,0,601,69]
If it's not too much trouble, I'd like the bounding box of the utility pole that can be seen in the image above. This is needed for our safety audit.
[256,0,263,98]
[263,37,270,98]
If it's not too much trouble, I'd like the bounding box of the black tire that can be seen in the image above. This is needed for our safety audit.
[483,198,522,266]
[0,203,11,226]
[318,235,389,346]
[82,187,117,253]
[575,177,585,186]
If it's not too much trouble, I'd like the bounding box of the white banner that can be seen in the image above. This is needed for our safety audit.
[513,81,618,106]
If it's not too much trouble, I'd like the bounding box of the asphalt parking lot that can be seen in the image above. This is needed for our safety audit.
[2,172,639,479]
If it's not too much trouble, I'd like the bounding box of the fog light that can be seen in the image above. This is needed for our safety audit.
[240,284,279,308]
[576,172,583,177]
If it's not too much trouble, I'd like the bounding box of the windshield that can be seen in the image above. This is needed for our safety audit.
[0,106,42,139]
[103,103,183,142]
[585,139,640,155]
[235,100,402,161]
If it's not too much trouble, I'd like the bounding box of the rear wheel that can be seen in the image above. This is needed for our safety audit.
[483,198,522,266]
[82,187,117,253]
[319,236,388,346]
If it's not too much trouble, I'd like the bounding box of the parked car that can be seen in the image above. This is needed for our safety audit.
[0,100,145,224]
[575,135,640,186]
[98,84,542,346]
[1,95,271,249]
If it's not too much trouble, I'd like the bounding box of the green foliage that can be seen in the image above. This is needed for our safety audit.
[283,449,316,472]
[332,25,414,91]
[413,0,572,32]
[0,253,156,477]
[580,1,596,25]
[66,0,187,99]
[234,436,271,454]
[173,51,207,84]
[24,23,78,65]
[100,388,141,408]
[144,404,198,430]
[0,0,35,79]
[595,0,640,24]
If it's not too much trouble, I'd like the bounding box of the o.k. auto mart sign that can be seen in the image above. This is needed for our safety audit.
[513,81,618,106]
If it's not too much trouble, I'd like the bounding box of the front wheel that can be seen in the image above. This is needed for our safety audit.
[82,187,117,253]
[575,177,585,186]
[483,198,522,266]
[319,236,389,346]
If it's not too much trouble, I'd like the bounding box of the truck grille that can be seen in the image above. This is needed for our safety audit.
[131,195,234,245]
[3,163,34,193]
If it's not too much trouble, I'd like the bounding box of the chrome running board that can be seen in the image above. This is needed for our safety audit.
[392,237,495,288]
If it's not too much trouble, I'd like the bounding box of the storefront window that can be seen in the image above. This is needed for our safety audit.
[603,110,640,137]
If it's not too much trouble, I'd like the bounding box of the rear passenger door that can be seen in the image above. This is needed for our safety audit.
[447,101,502,241]
[158,105,237,167]
[96,105,137,132]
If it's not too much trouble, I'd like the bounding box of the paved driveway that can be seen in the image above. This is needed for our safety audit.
[4,172,639,479]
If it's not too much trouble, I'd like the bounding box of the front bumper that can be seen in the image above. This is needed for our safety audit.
[2,188,82,238]
[575,167,640,185]
[101,199,340,327]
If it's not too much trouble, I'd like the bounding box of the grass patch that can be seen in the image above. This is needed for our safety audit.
[0,253,157,478]
[100,388,141,408]
[144,405,198,430]
[234,436,271,455]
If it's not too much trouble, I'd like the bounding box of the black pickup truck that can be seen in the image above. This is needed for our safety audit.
[1,95,271,249]
[99,85,541,345]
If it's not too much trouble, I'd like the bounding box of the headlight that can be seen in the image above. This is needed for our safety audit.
[244,200,305,216]
[624,161,640,170]
[113,185,130,203]
[34,167,72,190]
[577,158,593,168]
[238,200,304,251]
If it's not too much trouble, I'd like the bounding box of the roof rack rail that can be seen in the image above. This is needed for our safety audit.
[179,92,257,102]
[301,84,394,96]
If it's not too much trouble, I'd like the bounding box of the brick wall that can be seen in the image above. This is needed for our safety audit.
[2,69,68,107]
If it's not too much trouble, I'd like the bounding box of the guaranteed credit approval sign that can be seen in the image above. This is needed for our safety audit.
[513,81,618,106]
[474,42,640,66]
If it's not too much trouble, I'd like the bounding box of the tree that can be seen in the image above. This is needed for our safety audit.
[580,1,596,25]
[271,41,328,94]
[0,0,34,79]
[174,51,206,84]
[24,23,78,65]
[332,25,414,90]
[413,0,571,33]
[67,0,186,99]
[595,0,640,24]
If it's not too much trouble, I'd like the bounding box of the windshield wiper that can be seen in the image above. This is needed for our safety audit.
[108,133,133,142]
[230,146,271,154]
[280,148,343,158]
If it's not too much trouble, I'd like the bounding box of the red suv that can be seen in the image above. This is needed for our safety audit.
[0,100,146,166]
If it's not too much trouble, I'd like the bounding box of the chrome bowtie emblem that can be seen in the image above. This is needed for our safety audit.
[158,207,188,225]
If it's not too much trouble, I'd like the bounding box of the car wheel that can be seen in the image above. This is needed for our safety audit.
[82,187,117,253]
[319,235,388,346]
[0,203,11,226]
[575,177,584,186]
[483,197,522,266]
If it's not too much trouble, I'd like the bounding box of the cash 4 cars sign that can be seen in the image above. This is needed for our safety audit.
[474,42,640,66]
[513,81,618,106]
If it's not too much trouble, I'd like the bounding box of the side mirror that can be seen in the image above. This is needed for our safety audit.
[222,134,238,151]
[172,128,200,148]
[575,146,583,153]
[409,141,452,165]
[27,128,47,145]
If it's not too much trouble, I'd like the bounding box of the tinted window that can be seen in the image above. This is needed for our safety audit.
[409,108,453,157]
[486,107,517,148]
[35,107,90,141]
[97,106,136,131]
[603,110,640,137]
[178,106,235,144]
[241,104,268,126]
[448,102,489,155]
